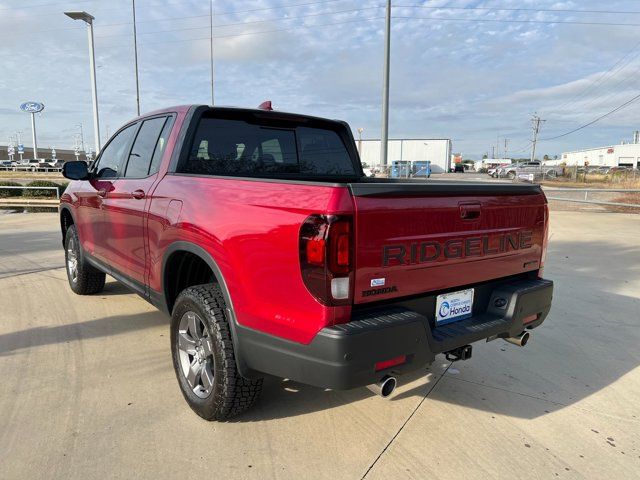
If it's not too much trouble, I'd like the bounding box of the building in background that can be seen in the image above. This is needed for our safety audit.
[552,131,640,169]
[358,138,452,173]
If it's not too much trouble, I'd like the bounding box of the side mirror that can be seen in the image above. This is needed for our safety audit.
[62,161,90,180]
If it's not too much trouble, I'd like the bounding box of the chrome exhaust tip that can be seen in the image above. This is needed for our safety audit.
[503,331,530,347]
[366,375,397,398]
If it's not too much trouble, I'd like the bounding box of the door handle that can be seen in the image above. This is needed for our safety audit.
[459,203,481,220]
[132,189,146,200]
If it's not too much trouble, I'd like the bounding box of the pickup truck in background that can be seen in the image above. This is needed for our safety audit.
[60,104,554,421]
[497,161,562,179]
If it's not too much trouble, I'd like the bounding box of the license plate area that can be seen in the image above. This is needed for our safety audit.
[435,288,474,326]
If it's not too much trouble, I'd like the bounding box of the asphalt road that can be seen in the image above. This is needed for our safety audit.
[1,211,639,479]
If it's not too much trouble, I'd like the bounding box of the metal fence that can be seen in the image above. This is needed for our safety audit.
[544,188,640,208]
[0,166,63,173]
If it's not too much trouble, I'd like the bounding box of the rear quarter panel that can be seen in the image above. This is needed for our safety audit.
[147,176,354,344]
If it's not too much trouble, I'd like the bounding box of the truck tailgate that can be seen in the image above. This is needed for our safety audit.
[349,181,547,304]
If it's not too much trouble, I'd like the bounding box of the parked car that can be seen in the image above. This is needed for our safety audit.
[0,160,12,167]
[453,163,465,173]
[38,159,64,170]
[609,166,630,173]
[60,104,553,421]
[17,159,42,171]
[498,161,560,179]
[488,163,510,177]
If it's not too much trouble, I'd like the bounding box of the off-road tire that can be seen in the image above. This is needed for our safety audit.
[170,284,263,421]
[64,224,106,295]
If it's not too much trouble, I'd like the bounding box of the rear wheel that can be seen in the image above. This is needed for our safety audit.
[65,224,105,295]
[170,284,263,421]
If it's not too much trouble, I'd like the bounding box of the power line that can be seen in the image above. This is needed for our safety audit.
[394,5,640,15]
[0,12,384,60]
[147,15,385,42]
[0,0,95,11]
[0,0,349,16]
[7,3,640,40]
[541,38,640,117]
[540,93,640,141]
[392,15,640,27]
[95,6,384,39]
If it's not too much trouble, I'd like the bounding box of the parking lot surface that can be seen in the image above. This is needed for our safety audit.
[1,211,639,479]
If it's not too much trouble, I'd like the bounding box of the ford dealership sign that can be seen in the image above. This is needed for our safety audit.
[19,102,44,113]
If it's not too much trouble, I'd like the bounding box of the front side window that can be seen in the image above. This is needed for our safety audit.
[180,117,357,178]
[94,125,136,179]
[124,117,169,178]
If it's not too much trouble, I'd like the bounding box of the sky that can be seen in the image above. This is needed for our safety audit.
[2,0,640,160]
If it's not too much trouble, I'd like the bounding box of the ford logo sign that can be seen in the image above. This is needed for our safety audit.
[20,102,45,113]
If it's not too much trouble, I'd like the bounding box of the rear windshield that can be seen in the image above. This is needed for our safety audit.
[179,116,358,179]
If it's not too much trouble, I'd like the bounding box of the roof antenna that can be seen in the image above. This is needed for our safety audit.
[258,100,273,111]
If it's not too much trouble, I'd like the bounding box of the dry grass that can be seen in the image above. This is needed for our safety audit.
[609,193,640,213]
[0,171,63,180]
[541,176,640,190]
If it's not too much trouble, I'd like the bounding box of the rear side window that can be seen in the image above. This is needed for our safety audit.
[124,117,170,178]
[179,117,357,178]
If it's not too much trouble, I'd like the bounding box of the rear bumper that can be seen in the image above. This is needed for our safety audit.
[235,278,553,390]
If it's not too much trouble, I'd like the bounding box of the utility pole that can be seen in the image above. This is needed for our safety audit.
[491,145,495,159]
[380,0,391,168]
[209,0,215,105]
[530,114,545,162]
[132,0,140,116]
[504,138,509,159]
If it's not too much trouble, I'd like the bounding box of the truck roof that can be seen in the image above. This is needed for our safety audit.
[135,104,345,126]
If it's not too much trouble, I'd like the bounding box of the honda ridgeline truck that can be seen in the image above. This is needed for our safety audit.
[60,105,553,420]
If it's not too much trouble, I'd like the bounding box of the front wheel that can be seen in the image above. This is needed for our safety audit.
[65,224,105,295]
[170,284,263,421]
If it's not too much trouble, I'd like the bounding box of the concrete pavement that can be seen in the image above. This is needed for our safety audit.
[0,211,639,479]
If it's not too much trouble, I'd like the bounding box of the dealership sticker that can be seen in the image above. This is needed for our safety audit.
[370,278,386,287]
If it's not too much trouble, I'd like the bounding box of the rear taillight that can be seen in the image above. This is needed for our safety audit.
[539,204,549,277]
[299,215,353,306]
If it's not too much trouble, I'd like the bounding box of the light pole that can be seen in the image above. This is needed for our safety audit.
[64,11,101,153]
[209,0,215,105]
[357,127,364,156]
[30,112,38,160]
[132,0,141,116]
[379,0,391,168]
[76,123,85,152]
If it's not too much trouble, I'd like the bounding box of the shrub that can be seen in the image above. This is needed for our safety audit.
[22,180,68,198]
[0,181,23,198]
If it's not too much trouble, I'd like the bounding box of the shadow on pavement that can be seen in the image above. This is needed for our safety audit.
[0,311,166,356]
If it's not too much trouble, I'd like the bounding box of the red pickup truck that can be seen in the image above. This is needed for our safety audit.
[60,105,553,420]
